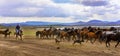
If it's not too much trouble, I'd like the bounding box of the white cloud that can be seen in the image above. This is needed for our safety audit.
[0,0,28,8]
[27,0,56,7]
[0,17,80,23]
[88,13,120,22]
[109,0,120,6]
[57,3,85,15]
[0,0,120,23]
[16,7,43,14]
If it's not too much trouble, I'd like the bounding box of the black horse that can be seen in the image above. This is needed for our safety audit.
[4,31,11,38]
[36,31,41,38]
[0,29,11,38]
[106,32,120,48]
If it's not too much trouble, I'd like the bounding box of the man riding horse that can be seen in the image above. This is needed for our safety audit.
[15,24,23,40]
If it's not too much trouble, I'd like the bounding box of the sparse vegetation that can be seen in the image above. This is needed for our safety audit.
[0,26,120,56]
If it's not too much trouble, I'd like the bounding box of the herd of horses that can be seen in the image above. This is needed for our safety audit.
[36,26,120,48]
[0,26,120,48]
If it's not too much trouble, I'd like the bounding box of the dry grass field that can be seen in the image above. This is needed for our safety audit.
[0,26,120,56]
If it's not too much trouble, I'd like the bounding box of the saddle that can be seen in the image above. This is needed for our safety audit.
[16,30,23,35]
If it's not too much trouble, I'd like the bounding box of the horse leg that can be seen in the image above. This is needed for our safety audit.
[36,36,39,39]
[90,38,94,44]
[115,41,119,48]
[63,36,66,41]
[20,35,22,40]
[84,35,88,42]
[41,35,44,39]
[83,35,86,42]
[49,34,51,39]
[39,34,41,39]
[68,36,71,41]
[99,38,102,44]
[93,38,97,44]
[46,35,49,39]
[106,37,111,47]
[77,34,80,40]
[66,35,70,41]
[106,40,110,47]
[73,35,76,41]
[81,36,84,42]
[108,42,110,47]
[16,35,18,40]
[4,34,7,39]
[71,36,73,41]
[51,34,54,39]
[79,42,81,44]
[98,35,102,44]
[9,34,10,38]
[71,36,73,40]
[60,36,63,41]
[80,35,84,42]
[37,34,39,38]
[48,34,50,39]
[44,35,46,39]
[106,40,109,47]
[106,38,111,47]
[50,34,53,39]
[73,41,76,45]
[36,33,39,38]
[86,37,89,43]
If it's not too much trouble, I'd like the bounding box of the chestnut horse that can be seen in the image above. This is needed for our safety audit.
[58,31,69,41]
[86,30,103,44]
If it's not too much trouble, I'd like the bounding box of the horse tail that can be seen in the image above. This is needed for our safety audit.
[36,31,40,37]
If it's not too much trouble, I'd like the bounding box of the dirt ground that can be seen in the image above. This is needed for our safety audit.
[0,36,120,56]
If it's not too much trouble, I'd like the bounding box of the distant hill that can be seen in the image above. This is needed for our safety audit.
[1,20,120,26]
[1,21,61,26]
[70,20,120,26]
[87,20,103,23]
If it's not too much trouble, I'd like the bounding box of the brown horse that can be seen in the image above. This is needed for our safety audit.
[80,28,89,41]
[37,28,58,39]
[46,29,54,38]
[67,29,78,41]
[86,32,97,44]
[41,30,49,39]
[86,30,103,44]
[57,30,69,41]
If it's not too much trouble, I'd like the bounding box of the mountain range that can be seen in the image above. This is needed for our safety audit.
[1,20,120,26]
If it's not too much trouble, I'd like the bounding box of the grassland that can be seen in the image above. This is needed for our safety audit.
[0,26,120,56]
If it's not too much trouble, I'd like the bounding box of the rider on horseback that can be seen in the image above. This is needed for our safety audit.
[16,24,21,34]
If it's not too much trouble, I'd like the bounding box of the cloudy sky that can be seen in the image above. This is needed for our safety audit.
[0,0,120,23]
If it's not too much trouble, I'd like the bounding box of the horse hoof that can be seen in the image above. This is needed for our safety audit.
[57,47,60,49]
[115,46,117,48]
